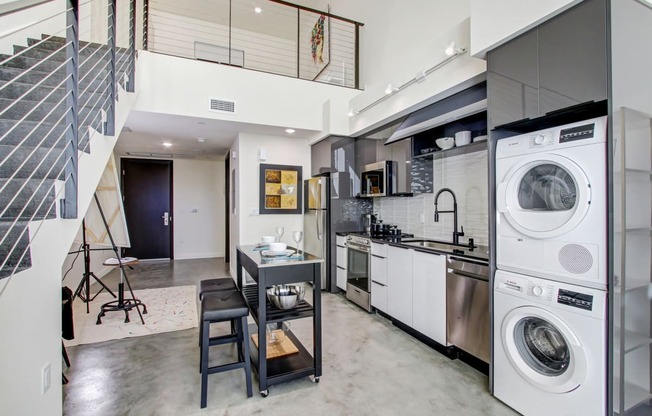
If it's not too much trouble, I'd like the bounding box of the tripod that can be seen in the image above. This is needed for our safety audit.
[91,193,147,325]
[72,219,116,314]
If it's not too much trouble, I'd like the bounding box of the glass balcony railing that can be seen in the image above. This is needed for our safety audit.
[146,0,363,88]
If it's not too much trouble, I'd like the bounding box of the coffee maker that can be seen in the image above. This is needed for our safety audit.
[362,213,377,234]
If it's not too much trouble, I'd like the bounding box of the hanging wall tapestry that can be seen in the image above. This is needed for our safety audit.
[310,14,326,63]
[259,164,302,214]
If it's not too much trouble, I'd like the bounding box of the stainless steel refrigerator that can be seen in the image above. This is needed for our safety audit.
[304,176,330,290]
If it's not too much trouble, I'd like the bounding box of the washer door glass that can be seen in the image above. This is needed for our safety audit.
[515,317,570,376]
[497,154,591,239]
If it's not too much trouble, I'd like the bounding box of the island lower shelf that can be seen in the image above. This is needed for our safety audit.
[242,285,314,324]
[248,323,316,386]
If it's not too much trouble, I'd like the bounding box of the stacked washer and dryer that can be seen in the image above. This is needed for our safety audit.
[493,116,608,416]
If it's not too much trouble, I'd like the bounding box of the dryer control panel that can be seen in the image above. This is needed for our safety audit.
[559,123,596,144]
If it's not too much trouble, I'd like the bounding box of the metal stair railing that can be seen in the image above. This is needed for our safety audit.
[0,0,140,279]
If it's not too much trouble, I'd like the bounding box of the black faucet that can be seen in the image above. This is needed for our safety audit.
[434,187,464,245]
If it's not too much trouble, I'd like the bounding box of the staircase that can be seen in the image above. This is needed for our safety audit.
[0,34,130,278]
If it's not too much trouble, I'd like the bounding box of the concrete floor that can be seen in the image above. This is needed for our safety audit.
[63,258,518,416]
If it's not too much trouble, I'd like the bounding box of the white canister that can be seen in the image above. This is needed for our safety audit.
[454,131,472,146]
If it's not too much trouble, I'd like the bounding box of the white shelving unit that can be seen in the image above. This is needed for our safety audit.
[613,107,652,415]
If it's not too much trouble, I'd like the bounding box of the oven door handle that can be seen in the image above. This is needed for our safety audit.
[346,245,370,254]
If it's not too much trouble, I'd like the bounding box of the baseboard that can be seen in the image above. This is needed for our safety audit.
[173,252,223,260]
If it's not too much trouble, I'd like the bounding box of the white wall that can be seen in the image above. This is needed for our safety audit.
[374,151,489,246]
[611,0,652,115]
[173,158,226,259]
[0,86,137,416]
[134,51,359,135]
[329,0,486,137]
[469,0,581,57]
[229,133,310,276]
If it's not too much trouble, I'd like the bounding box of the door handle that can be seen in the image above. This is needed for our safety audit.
[162,212,169,226]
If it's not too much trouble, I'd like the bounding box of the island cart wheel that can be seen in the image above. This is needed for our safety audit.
[312,376,320,383]
[260,389,269,397]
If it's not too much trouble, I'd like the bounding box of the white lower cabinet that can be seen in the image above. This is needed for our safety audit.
[387,245,413,326]
[336,265,347,291]
[371,281,388,312]
[412,250,447,345]
[336,237,347,291]
[370,243,388,312]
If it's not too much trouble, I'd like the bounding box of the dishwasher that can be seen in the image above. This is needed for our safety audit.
[446,256,490,363]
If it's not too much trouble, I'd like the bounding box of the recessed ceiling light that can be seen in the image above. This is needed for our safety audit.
[163,142,172,147]
[197,138,206,143]
[254,6,262,13]
[285,129,295,134]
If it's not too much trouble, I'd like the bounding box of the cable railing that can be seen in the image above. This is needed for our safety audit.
[147,0,363,89]
[0,0,139,279]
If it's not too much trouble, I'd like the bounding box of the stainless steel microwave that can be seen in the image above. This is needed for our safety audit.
[360,161,397,197]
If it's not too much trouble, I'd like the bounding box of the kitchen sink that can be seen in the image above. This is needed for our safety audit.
[400,239,466,252]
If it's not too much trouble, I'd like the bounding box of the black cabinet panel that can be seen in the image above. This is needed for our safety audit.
[311,138,331,176]
[487,30,538,129]
[538,0,607,116]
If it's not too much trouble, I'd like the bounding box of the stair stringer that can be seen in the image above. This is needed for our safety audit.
[0,84,138,416]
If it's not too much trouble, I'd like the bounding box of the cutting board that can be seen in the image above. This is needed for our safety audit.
[251,330,299,359]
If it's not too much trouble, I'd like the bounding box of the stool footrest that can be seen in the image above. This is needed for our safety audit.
[207,361,246,375]
[208,334,238,347]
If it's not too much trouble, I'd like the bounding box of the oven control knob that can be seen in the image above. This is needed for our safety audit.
[532,286,544,297]
[534,134,546,145]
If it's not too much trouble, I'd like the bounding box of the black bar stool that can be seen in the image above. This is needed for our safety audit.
[197,278,238,346]
[200,289,253,408]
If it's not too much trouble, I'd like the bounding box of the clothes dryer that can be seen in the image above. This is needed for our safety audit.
[495,116,607,289]
[493,270,606,416]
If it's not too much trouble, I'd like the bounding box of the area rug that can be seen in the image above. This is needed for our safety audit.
[65,285,197,346]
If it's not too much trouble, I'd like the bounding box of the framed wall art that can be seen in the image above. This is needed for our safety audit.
[259,164,302,215]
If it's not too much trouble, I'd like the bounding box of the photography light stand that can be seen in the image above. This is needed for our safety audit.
[72,219,117,314]
[92,193,147,325]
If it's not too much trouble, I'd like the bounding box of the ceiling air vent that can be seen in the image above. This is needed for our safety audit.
[209,98,235,114]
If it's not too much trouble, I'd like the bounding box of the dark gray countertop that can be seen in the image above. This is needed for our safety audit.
[345,232,490,262]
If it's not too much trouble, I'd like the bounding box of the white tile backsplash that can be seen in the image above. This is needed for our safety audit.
[375,151,489,246]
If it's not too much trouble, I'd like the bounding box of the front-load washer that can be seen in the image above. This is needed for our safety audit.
[495,116,607,289]
[493,270,606,416]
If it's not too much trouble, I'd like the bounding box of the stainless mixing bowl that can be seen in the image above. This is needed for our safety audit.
[266,285,305,310]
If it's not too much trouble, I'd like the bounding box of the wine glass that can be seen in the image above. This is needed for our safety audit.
[275,226,285,242]
[292,231,303,254]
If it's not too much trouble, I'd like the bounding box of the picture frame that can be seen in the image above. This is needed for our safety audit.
[259,164,302,215]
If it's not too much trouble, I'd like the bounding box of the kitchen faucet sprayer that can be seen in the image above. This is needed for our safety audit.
[434,187,464,245]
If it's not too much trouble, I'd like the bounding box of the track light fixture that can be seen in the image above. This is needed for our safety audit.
[349,41,467,116]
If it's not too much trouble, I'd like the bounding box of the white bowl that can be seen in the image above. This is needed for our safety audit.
[268,242,287,252]
[455,131,472,146]
[473,135,488,142]
[261,236,276,244]
[435,137,455,150]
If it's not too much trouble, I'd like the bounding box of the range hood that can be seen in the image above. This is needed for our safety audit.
[385,82,487,145]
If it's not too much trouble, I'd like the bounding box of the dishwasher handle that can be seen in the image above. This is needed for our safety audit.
[447,257,489,281]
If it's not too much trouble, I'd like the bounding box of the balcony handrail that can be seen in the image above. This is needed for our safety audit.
[268,0,364,27]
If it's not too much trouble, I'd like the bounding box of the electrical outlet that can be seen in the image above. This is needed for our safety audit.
[42,363,51,394]
[190,208,198,213]
[419,213,425,224]
[249,208,259,216]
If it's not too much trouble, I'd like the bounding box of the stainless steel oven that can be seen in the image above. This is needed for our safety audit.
[345,235,372,312]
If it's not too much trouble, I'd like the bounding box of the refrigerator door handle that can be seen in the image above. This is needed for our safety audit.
[316,210,323,240]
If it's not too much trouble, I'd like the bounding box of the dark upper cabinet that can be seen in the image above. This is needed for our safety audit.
[487,30,538,129]
[487,0,607,130]
[538,0,607,116]
[310,138,331,176]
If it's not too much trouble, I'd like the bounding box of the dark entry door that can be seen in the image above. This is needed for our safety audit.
[121,158,173,259]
